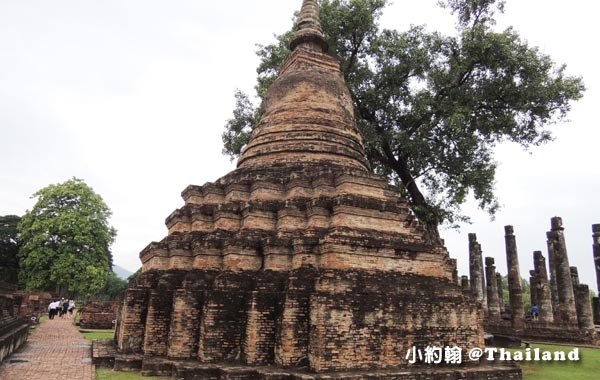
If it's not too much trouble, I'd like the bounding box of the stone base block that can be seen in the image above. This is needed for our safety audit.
[0,318,29,363]
[113,354,143,372]
[92,339,117,367]
[486,321,598,346]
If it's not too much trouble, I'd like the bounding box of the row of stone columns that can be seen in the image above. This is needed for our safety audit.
[593,224,600,325]
[466,217,598,330]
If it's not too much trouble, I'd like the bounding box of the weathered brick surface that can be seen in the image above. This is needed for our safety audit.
[486,320,597,345]
[546,217,577,325]
[468,234,486,315]
[105,1,520,379]
[0,291,29,364]
[593,297,600,325]
[574,284,594,330]
[14,291,53,319]
[532,251,553,323]
[80,300,119,329]
[485,257,501,320]
[504,226,525,330]
[593,224,600,298]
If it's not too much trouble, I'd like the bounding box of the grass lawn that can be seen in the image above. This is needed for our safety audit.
[94,342,598,379]
[96,368,171,380]
[510,343,600,380]
[81,329,115,340]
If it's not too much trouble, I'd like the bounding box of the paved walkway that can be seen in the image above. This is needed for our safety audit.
[0,313,95,380]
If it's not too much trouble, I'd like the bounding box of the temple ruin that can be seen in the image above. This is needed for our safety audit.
[474,218,599,345]
[95,1,521,378]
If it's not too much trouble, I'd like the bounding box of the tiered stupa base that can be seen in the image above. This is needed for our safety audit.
[98,265,520,378]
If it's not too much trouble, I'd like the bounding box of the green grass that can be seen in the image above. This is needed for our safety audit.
[96,368,171,380]
[506,343,600,380]
[81,329,115,340]
[95,342,598,379]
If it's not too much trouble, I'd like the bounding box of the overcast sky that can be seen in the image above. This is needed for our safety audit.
[1,0,598,291]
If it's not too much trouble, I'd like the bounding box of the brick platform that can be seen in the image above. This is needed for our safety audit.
[93,339,521,380]
[0,314,95,380]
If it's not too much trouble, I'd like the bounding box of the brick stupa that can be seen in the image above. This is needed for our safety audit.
[109,1,521,378]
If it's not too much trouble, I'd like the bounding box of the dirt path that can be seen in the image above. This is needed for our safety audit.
[0,313,95,380]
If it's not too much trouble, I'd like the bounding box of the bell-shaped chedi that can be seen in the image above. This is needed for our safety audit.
[109,1,520,378]
[238,0,367,172]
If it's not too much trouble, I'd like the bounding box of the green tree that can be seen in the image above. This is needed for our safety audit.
[18,178,116,297]
[95,271,128,301]
[0,215,21,284]
[501,275,531,312]
[222,0,584,234]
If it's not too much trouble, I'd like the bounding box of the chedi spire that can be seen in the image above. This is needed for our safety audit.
[237,0,368,171]
[290,0,329,52]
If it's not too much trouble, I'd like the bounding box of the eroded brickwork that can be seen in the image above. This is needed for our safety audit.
[532,251,553,323]
[504,226,524,329]
[468,234,486,315]
[80,301,119,330]
[0,285,29,363]
[106,1,521,378]
[546,217,577,325]
[593,224,600,295]
[485,257,500,320]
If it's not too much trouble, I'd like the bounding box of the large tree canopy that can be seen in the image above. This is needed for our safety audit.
[18,178,116,297]
[0,215,21,285]
[222,0,584,233]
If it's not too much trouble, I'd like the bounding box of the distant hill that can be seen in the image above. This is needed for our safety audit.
[113,264,134,280]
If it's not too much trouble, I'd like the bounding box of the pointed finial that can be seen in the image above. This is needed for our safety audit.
[290,0,329,52]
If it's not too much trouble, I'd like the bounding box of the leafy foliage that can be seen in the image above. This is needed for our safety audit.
[95,271,128,300]
[501,275,531,313]
[18,178,116,297]
[0,215,21,284]
[222,0,584,231]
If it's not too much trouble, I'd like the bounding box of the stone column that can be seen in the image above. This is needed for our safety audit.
[461,275,470,292]
[547,238,559,320]
[468,233,487,313]
[593,297,600,325]
[496,272,505,313]
[533,251,553,323]
[574,284,594,330]
[594,224,600,325]
[449,258,459,286]
[593,224,600,295]
[529,270,539,310]
[546,217,577,325]
[485,257,501,320]
[504,225,525,329]
[570,267,580,286]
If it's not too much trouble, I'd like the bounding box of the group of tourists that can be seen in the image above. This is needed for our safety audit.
[47,298,75,319]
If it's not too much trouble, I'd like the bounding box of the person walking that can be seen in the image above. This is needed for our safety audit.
[531,305,540,321]
[48,300,59,319]
[62,299,69,317]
